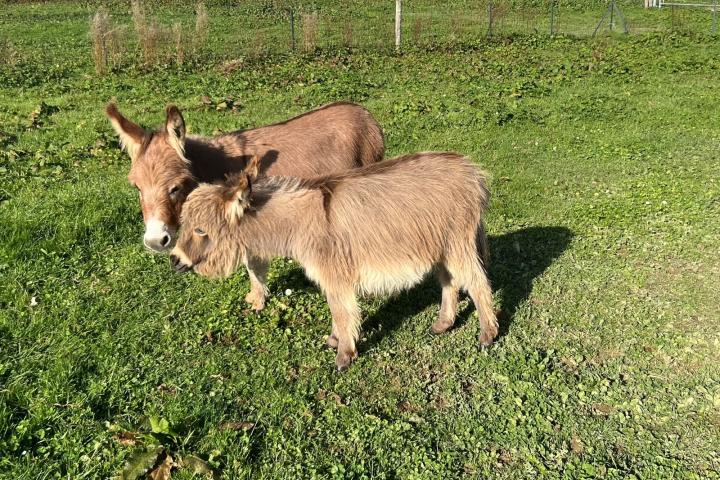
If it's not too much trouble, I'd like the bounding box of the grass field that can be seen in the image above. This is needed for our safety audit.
[2,1,720,479]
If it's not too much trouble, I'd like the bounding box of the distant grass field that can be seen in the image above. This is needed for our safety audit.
[1,1,720,479]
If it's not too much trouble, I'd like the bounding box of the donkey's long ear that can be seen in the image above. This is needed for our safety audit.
[224,173,252,223]
[165,105,188,162]
[106,103,146,160]
[244,154,260,180]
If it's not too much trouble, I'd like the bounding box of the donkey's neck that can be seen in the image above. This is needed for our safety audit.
[238,182,324,262]
[184,135,250,183]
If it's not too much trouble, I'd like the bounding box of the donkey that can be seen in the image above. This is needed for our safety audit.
[107,102,383,310]
[106,102,384,252]
[170,152,497,371]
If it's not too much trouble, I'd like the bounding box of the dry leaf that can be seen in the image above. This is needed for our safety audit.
[179,455,214,478]
[592,403,614,416]
[570,436,584,454]
[113,431,137,447]
[397,400,414,413]
[149,454,173,480]
[220,422,255,431]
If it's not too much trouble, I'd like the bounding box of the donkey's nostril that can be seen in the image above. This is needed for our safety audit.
[160,234,171,247]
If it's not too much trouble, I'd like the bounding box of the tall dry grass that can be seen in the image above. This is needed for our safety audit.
[411,17,425,45]
[302,12,319,52]
[127,0,205,66]
[342,20,354,48]
[249,30,268,59]
[90,9,111,73]
[131,0,155,64]
[173,23,184,66]
[90,9,126,73]
[195,2,209,52]
[0,40,20,66]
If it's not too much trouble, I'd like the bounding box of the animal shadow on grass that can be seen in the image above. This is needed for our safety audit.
[361,226,574,350]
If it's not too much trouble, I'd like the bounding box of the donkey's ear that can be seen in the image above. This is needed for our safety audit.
[106,103,146,160]
[165,105,188,162]
[244,154,260,180]
[225,173,252,222]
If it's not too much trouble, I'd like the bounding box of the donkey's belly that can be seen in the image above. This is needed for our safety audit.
[356,261,434,297]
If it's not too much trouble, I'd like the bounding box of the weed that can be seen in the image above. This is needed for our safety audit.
[173,22,184,66]
[302,12,319,52]
[195,1,209,53]
[90,9,111,74]
[411,17,425,45]
[342,20,354,49]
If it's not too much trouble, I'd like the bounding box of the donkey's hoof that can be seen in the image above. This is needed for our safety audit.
[479,330,497,348]
[325,334,339,349]
[335,349,358,372]
[245,292,265,312]
[431,319,453,335]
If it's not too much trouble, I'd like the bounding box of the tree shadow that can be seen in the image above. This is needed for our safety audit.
[361,226,574,350]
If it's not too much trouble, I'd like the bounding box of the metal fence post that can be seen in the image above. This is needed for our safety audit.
[610,0,615,31]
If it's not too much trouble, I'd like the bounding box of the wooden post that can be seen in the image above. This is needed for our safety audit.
[395,0,402,51]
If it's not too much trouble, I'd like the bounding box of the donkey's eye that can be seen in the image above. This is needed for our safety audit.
[169,185,181,196]
[194,228,207,236]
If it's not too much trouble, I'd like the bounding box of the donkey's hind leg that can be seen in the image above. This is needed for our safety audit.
[465,260,498,347]
[244,255,269,311]
[447,244,497,347]
[325,289,361,371]
[431,264,459,334]
[326,322,339,349]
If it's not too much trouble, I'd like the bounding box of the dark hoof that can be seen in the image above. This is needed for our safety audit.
[335,350,358,371]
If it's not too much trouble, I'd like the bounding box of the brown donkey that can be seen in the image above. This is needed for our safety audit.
[170,152,497,371]
[106,102,384,252]
[107,102,383,310]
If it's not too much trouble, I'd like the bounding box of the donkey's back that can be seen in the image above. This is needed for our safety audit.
[306,152,490,296]
[217,102,384,177]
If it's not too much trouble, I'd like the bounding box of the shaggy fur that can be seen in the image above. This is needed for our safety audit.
[106,101,385,254]
[171,152,497,371]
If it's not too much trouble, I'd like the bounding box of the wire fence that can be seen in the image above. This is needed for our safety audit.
[4,1,720,74]
[215,1,720,57]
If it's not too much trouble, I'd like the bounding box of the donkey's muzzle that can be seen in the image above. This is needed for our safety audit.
[170,254,191,273]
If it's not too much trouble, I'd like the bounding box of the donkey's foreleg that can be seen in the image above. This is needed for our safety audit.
[244,255,269,311]
[325,289,361,371]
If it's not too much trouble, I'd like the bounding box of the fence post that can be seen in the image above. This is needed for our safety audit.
[395,0,402,51]
[610,0,615,31]
[487,2,494,37]
[550,1,556,35]
[289,9,296,51]
[713,0,718,35]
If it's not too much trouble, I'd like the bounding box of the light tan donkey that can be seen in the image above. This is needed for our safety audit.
[107,102,384,310]
[170,152,497,371]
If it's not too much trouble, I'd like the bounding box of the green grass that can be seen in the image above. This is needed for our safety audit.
[2,2,720,479]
